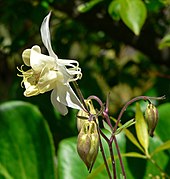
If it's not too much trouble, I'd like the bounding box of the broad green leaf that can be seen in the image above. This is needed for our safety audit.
[156,103,170,141]
[119,0,147,35]
[77,0,103,13]
[0,101,55,179]
[108,0,121,21]
[135,103,149,154]
[151,140,170,156]
[0,163,14,179]
[159,34,170,49]
[57,131,170,178]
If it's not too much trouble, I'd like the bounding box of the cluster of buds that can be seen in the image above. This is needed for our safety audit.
[77,100,99,172]
[145,103,159,137]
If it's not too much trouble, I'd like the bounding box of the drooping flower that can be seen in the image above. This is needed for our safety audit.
[18,12,83,115]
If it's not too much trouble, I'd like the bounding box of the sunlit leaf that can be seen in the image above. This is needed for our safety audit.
[77,0,103,13]
[135,103,149,154]
[159,34,170,49]
[0,101,55,179]
[119,0,147,35]
[108,0,121,21]
[0,163,14,179]
[151,140,170,156]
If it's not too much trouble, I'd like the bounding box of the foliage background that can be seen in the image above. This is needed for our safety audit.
[0,0,170,178]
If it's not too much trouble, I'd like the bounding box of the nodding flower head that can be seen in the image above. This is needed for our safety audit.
[18,12,83,115]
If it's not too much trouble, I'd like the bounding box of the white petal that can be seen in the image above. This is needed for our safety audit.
[40,12,58,58]
[30,46,56,72]
[55,82,83,110]
[51,88,68,115]
[22,49,31,66]
[50,82,83,115]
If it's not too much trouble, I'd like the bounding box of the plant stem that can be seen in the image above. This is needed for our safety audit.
[97,127,112,179]
[113,137,126,179]
[149,157,170,179]
[113,95,165,133]
[72,81,89,112]
[109,141,117,179]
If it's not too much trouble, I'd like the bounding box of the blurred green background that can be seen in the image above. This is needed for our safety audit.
[0,0,170,178]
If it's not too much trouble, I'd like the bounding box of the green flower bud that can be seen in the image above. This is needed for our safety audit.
[77,121,99,172]
[77,109,89,132]
[77,99,97,132]
[145,103,158,137]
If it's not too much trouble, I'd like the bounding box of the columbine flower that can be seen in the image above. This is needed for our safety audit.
[18,12,83,115]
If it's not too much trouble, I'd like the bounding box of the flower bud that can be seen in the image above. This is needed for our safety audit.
[145,103,158,137]
[77,121,99,172]
[77,109,89,132]
[77,99,97,132]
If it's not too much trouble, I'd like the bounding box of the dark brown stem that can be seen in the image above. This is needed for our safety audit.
[113,137,126,179]
[109,141,117,179]
[72,81,89,112]
[113,95,165,134]
[97,126,112,179]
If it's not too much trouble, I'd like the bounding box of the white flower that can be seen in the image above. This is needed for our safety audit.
[18,12,83,115]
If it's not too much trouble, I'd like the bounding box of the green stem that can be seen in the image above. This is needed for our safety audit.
[148,157,170,179]
[72,81,89,112]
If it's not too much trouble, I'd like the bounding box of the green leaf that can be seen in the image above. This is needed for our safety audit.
[77,0,103,13]
[108,0,121,21]
[0,163,14,179]
[114,118,136,135]
[151,140,170,156]
[110,117,144,152]
[102,120,112,134]
[121,152,146,159]
[0,101,55,179]
[57,131,170,178]
[119,0,147,35]
[124,129,144,153]
[159,34,170,49]
[135,103,149,154]
[156,103,170,141]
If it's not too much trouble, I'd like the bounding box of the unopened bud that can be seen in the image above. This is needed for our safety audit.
[145,103,158,137]
[77,99,97,132]
[77,121,99,172]
[77,109,89,132]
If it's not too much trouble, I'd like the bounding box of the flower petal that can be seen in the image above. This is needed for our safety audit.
[40,12,57,58]
[38,67,64,93]
[22,49,31,66]
[51,88,68,115]
[30,45,56,72]
[51,82,83,115]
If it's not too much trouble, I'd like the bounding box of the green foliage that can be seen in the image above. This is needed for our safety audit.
[77,0,103,13]
[109,0,147,35]
[159,33,170,49]
[0,101,56,179]
[135,103,149,154]
[0,0,170,178]
[57,129,170,178]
